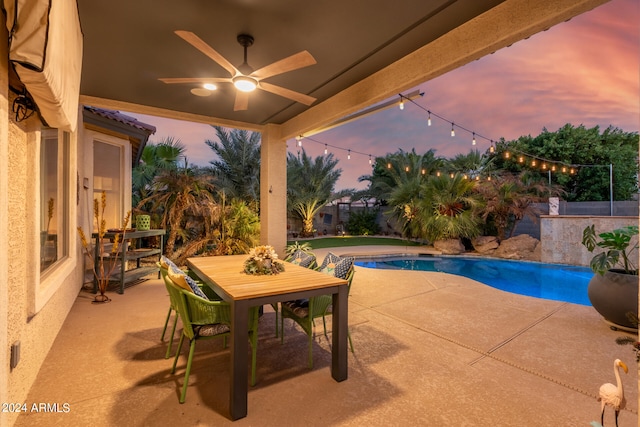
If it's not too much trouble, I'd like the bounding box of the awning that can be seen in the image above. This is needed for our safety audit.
[4,0,83,132]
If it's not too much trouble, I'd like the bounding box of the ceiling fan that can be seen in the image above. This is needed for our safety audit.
[159,30,317,111]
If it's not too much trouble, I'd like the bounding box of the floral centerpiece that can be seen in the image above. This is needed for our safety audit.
[244,245,285,275]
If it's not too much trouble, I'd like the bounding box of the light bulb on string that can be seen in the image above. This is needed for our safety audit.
[368,155,372,165]
[450,123,455,137]
[427,111,432,126]
[347,149,351,160]
[551,165,556,172]
[436,171,441,177]
[421,168,426,175]
[472,133,476,146]
[531,160,536,167]
[562,166,567,173]
[518,156,524,163]
[542,163,547,170]
[399,98,404,110]
[387,162,391,169]
[296,135,303,147]
[570,168,575,174]
[324,144,328,155]
[405,166,409,172]
[504,151,510,159]
[489,141,495,153]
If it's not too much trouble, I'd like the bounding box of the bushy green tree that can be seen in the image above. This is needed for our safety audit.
[346,210,381,236]
[490,124,638,201]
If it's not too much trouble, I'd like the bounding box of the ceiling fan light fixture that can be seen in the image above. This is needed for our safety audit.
[203,83,217,90]
[190,87,213,97]
[233,75,258,92]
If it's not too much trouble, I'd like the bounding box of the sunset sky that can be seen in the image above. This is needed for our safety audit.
[130,0,639,191]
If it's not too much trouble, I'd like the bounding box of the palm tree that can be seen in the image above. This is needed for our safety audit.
[133,137,186,208]
[287,148,343,236]
[139,167,216,255]
[445,149,497,180]
[169,192,261,264]
[360,148,444,204]
[476,173,557,240]
[205,126,261,208]
[415,173,483,243]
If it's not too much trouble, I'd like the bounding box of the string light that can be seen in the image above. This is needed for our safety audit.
[289,95,601,181]
[405,166,409,172]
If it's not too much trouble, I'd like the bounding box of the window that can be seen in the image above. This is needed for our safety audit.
[40,130,70,273]
[93,140,124,229]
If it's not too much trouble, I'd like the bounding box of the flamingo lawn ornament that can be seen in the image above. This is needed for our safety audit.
[598,359,628,426]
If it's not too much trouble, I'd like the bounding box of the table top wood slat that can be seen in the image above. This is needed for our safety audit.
[187,255,347,300]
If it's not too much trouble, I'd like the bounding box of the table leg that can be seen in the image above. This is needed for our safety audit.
[331,285,348,381]
[229,299,249,420]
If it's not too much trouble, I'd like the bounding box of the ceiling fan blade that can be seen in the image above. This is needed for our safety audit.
[234,91,249,111]
[250,51,317,80]
[175,30,239,77]
[158,77,228,84]
[259,82,316,106]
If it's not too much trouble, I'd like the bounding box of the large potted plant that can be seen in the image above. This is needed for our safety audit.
[582,225,639,331]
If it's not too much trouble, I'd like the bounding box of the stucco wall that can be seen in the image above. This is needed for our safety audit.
[4,110,85,427]
[540,215,640,266]
[0,22,9,427]
[2,45,85,427]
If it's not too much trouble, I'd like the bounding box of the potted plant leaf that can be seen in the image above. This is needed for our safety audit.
[582,225,639,331]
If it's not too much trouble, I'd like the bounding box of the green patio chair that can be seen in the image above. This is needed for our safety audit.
[271,250,317,338]
[158,262,180,359]
[164,275,259,403]
[159,257,224,359]
[280,264,354,369]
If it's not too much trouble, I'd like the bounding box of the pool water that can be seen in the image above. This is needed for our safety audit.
[355,256,594,306]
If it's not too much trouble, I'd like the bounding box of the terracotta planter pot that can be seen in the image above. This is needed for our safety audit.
[587,269,639,330]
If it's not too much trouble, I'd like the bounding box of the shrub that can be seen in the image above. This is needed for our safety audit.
[346,210,381,236]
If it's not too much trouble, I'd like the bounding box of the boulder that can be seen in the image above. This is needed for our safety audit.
[472,235,499,254]
[433,238,465,255]
[493,234,541,261]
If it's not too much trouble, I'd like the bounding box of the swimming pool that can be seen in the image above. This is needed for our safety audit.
[354,256,594,306]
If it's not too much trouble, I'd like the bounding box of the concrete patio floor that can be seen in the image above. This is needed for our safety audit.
[15,246,639,426]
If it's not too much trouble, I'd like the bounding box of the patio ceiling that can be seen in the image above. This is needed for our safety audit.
[76,0,609,140]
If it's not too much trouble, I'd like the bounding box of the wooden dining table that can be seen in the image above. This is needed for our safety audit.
[186,254,349,420]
